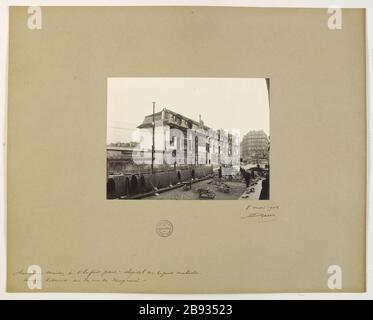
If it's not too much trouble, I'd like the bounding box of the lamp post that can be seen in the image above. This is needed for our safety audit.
[151,102,155,174]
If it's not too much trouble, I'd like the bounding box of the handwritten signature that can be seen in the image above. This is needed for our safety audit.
[241,205,279,223]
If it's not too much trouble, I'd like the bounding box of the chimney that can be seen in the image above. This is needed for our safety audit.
[199,114,204,128]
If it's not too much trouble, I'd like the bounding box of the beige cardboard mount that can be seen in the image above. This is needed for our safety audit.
[7,6,366,293]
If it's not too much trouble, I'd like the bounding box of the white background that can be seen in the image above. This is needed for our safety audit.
[0,0,372,300]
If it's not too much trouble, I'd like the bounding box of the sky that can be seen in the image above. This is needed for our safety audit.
[107,77,269,144]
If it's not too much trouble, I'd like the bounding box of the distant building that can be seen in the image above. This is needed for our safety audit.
[135,108,240,168]
[240,130,269,163]
[108,142,139,148]
[107,145,136,160]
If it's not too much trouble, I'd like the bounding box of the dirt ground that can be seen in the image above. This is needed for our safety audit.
[147,177,262,200]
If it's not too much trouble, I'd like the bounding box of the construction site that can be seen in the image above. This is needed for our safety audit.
[107,105,269,200]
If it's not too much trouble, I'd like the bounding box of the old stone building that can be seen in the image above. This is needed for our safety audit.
[135,108,240,168]
[240,130,269,163]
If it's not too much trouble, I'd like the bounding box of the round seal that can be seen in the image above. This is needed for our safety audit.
[156,220,173,237]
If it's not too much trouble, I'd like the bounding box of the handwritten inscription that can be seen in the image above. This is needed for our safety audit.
[241,204,279,223]
[12,268,200,286]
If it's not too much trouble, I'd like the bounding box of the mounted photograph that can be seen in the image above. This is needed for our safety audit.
[107,77,270,200]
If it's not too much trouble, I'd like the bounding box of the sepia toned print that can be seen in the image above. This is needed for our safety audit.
[107,78,270,200]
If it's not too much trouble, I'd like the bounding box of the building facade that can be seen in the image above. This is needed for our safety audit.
[240,130,269,163]
[134,108,240,168]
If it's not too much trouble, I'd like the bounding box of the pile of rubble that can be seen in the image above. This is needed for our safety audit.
[217,183,230,193]
[207,178,231,193]
[197,187,216,199]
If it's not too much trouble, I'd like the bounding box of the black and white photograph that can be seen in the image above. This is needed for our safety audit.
[107,77,270,200]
